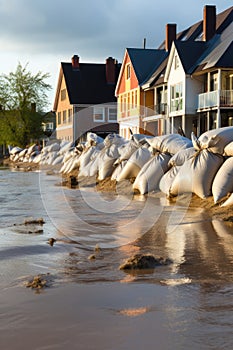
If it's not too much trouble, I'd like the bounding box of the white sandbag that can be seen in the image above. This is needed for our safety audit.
[168,147,196,167]
[146,134,192,155]
[18,149,28,158]
[52,154,64,166]
[169,149,224,199]
[86,132,104,147]
[32,153,42,164]
[194,126,233,154]
[104,133,126,148]
[111,161,127,180]
[159,165,181,195]
[78,146,96,173]
[221,193,233,207]
[133,153,171,195]
[58,141,73,155]
[60,156,77,174]
[10,146,22,155]
[117,146,152,181]
[47,142,60,153]
[97,144,120,180]
[224,141,233,156]
[115,141,139,165]
[131,133,153,145]
[45,151,58,165]
[79,149,101,177]
[66,156,81,174]
[27,143,36,155]
[212,157,233,203]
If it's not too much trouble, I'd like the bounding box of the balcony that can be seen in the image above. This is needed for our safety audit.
[198,90,233,110]
[143,103,167,119]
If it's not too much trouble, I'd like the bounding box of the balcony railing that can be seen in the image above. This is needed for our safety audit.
[198,90,233,109]
[144,103,167,117]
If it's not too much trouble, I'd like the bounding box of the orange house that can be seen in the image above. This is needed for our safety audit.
[115,48,168,139]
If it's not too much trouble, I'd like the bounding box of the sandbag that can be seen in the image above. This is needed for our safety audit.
[221,193,233,207]
[146,134,192,155]
[159,165,181,195]
[111,161,127,180]
[169,149,224,199]
[194,126,233,154]
[79,149,101,177]
[168,147,196,167]
[98,144,120,180]
[117,146,152,181]
[224,141,233,156]
[104,133,126,148]
[115,140,139,165]
[212,157,233,203]
[133,153,171,195]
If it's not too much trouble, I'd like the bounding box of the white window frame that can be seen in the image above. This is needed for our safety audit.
[93,106,105,122]
[108,107,117,122]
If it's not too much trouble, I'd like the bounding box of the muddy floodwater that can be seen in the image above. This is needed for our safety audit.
[1,167,233,350]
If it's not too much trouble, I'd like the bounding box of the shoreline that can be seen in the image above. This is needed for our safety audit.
[2,158,233,223]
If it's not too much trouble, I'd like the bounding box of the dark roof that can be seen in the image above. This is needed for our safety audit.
[216,41,233,67]
[61,62,121,105]
[142,57,168,88]
[175,41,208,74]
[127,48,168,85]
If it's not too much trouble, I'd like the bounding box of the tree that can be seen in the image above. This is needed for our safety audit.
[0,62,52,148]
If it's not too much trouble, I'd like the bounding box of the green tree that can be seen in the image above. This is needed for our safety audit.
[0,62,52,148]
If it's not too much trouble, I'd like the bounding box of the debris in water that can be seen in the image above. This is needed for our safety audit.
[119,254,172,270]
[48,238,56,246]
[24,218,45,225]
[26,274,49,290]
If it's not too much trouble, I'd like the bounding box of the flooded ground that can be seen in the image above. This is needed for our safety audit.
[0,167,233,349]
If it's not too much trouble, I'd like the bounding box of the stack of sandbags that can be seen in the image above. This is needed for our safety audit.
[133,153,171,194]
[167,128,233,199]
[116,145,152,182]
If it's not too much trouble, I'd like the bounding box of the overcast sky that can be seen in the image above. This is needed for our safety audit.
[0,0,231,109]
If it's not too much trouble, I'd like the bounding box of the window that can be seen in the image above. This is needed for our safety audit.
[94,107,105,122]
[63,110,67,123]
[126,64,130,79]
[61,89,66,101]
[68,109,72,123]
[108,107,117,121]
[57,112,61,125]
[170,82,183,112]
[174,55,179,69]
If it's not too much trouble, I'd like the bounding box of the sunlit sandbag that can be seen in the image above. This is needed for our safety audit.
[146,134,192,155]
[114,140,139,165]
[193,126,233,154]
[169,149,224,199]
[111,161,127,181]
[224,141,233,156]
[212,157,233,203]
[221,193,233,207]
[159,165,181,195]
[168,147,196,167]
[116,146,152,182]
[98,144,120,180]
[133,153,171,195]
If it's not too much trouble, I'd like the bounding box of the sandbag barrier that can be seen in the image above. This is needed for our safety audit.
[7,127,233,207]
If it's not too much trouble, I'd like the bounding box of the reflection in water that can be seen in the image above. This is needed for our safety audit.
[1,168,233,349]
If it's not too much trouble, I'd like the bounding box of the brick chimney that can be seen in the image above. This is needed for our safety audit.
[106,57,116,84]
[71,55,80,70]
[203,5,216,42]
[165,23,177,51]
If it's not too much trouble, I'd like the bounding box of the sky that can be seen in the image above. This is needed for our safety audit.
[0,0,231,110]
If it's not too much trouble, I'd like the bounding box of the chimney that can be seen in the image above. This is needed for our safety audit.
[106,57,116,84]
[203,5,216,42]
[165,23,177,51]
[143,38,146,49]
[71,54,80,70]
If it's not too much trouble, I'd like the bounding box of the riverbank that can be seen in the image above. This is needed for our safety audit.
[3,158,233,223]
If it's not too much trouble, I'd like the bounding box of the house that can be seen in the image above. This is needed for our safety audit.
[116,4,233,139]
[164,5,233,137]
[53,55,121,142]
[142,4,233,138]
[115,44,169,139]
